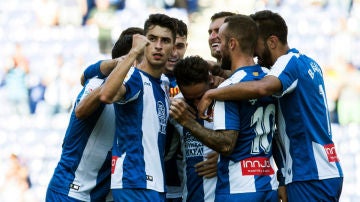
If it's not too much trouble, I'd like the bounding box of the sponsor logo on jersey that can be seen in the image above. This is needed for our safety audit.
[111,156,118,174]
[240,157,275,176]
[324,143,339,162]
[157,101,167,135]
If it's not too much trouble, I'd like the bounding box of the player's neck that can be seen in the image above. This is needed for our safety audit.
[231,55,255,72]
[138,59,164,79]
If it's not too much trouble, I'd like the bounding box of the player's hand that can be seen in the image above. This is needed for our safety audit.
[206,60,221,76]
[278,186,287,202]
[170,98,196,127]
[131,34,149,56]
[210,75,224,88]
[197,90,214,120]
[195,152,218,178]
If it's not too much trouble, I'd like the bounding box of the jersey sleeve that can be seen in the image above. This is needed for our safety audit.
[83,60,106,83]
[268,54,299,97]
[116,67,142,104]
[75,77,104,106]
[213,100,240,131]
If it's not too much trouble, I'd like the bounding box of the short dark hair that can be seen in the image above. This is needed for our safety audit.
[112,27,144,59]
[223,14,258,56]
[144,13,177,42]
[174,56,210,87]
[250,10,288,44]
[210,11,236,22]
[174,18,188,37]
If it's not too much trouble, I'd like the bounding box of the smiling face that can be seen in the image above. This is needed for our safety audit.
[165,34,187,74]
[208,17,227,61]
[144,25,174,69]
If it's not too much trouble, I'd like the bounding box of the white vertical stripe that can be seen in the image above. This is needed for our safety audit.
[213,70,247,130]
[141,74,164,192]
[229,160,256,193]
[111,152,126,188]
[270,157,279,190]
[69,104,115,201]
[312,142,341,179]
[277,102,293,184]
[213,101,226,130]
[203,176,216,202]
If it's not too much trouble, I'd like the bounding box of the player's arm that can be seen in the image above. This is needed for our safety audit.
[170,98,238,156]
[81,58,127,86]
[75,87,103,119]
[198,75,282,119]
[100,34,148,103]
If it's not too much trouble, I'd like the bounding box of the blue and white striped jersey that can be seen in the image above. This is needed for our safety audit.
[47,75,115,201]
[267,48,343,185]
[213,64,278,195]
[111,67,169,193]
[171,93,217,202]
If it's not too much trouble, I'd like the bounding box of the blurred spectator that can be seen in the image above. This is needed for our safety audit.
[0,153,35,202]
[81,0,125,25]
[28,77,46,115]
[57,0,83,26]
[337,61,360,125]
[81,0,97,25]
[42,54,75,115]
[186,0,199,13]
[86,0,117,55]
[3,43,31,116]
[33,0,60,27]
[323,65,341,123]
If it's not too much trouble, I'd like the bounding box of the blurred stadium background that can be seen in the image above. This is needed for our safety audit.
[0,0,359,201]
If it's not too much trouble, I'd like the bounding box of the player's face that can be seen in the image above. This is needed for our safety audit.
[180,82,209,108]
[255,37,273,68]
[218,24,232,70]
[145,25,174,69]
[165,34,187,73]
[208,17,227,60]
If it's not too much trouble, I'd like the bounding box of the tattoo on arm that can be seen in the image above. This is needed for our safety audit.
[184,120,238,156]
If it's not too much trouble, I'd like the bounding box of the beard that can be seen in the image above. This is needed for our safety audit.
[257,45,273,68]
[220,53,232,70]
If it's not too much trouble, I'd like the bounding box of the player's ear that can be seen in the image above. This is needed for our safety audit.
[229,37,237,50]
[267,35,277,49]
